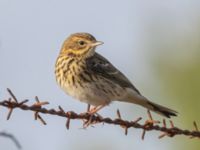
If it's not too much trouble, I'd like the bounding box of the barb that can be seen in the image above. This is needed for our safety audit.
[33,96,48,125]
[0,88,200,139]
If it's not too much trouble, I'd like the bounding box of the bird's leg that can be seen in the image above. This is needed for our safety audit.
[88,104,106,115]
[81,104,91,127]
[87,104,91,112]
[82,104,105,128]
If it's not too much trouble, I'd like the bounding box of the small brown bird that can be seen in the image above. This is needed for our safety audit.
[55,32,177,118]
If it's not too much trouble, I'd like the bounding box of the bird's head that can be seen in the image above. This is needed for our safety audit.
[60,33,103,58]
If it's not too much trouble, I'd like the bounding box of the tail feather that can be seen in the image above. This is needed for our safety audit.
[126,96,178,118]
[146,101,177,118]
[123,89,178,118]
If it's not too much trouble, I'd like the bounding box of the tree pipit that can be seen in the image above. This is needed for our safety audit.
[55,33,177,118]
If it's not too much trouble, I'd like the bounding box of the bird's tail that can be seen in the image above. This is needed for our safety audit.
[143,100,177,118]
[126,95,178,118]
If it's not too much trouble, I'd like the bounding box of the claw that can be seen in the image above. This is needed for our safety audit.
[81,105,105,128]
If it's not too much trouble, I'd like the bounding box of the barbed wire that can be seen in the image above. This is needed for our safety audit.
[0,88,200,140]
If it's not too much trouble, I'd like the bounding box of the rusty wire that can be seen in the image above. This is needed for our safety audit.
[0,88,200,140]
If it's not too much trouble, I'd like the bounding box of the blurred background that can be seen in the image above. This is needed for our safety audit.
[0,0,200,150]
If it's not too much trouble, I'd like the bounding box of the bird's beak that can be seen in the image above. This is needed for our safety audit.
[91,41,104,47]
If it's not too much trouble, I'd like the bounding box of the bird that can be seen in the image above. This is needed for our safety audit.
[55,32,177,118]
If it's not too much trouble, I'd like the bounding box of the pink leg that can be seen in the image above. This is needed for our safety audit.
[88,105,106,114]
[87,104,91,112]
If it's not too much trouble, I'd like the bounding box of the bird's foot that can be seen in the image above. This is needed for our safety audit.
[81,105,105,128]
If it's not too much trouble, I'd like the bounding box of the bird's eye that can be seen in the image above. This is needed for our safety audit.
[78,40,85,46]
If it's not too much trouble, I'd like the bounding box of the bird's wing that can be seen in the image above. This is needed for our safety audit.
[86,53,141,95]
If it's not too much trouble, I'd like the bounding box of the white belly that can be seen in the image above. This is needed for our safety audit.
[60,76,128,106]
[61,82,111,106]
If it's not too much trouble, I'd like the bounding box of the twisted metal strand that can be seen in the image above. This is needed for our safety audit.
[0,88,200,140]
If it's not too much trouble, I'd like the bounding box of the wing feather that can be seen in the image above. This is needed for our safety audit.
[86,53,141,95]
